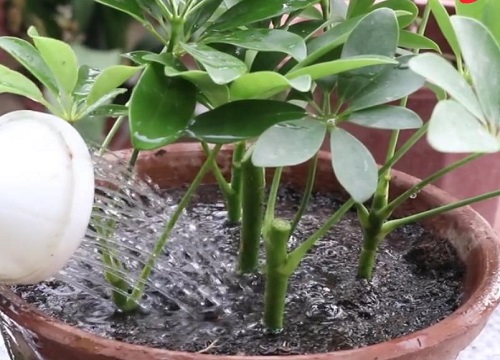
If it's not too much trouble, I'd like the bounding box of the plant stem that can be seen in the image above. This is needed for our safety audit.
[227,142,246,223]
[167,16,185,53]
[264,167,283,235]
[264,218,291,332]
[384,153,483,216]
[239,154,265,273]
[201,142,234,196]
[128,149,140,172]
[384,188,500,232]
[125,144,223,309]
[290,153,318,235]
[98,116,126,156]
[357,212,386,279]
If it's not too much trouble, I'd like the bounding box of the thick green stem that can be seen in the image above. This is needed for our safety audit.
[264,218,291,332]
[227,142,246,223]
[239,155,265,273]
[358,214,386,279]
[384,188,500,233]
[290,154,318,235]
[124,144,223,309]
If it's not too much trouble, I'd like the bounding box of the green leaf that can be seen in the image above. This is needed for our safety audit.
[408,53,484,121]
[180,43,247,85]
[287,55,397,80]
[80,88,128,118]
[429,0,461,61]
[454,0,486,20]
[187,100,307,144]
[93,0,145,22]
[428,100,499,153]
[230,72,311,100]
[372,0,418,28]
[482,0,500,45]
[452,16,500,124]
[252,118,326,167]
[86,104,129,118]
[205,29,307,61]
[347,0,375,18]
[347,105,422,130]
[348,56,425,112]
[122,51,155,65]
[339,8,399,102]
[399,30,440,52]
[185,0,223,35]
[0,37,58,95]
[0,64,45,102]
[87,65,140,105]
[212,0,320,30]
[330,128,378,203]
[28,27,78,94]
[130,64,197,150]
[164,67,229,107]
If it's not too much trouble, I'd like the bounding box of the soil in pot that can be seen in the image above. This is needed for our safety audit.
[13,169,465,357]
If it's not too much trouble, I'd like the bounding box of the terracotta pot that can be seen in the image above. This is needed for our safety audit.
[0,143,500,360]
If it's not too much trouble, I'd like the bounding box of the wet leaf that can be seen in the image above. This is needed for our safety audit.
[252,118,326,167]
[205,29,307,61]
[330,128,377,203]
[87,65,140,105]
[130,64,197,150]
[0,64,45,102]
[187,100,307,143]
[230,72,311,100]
[180,43,247,84]
[0,37,58,95]
[399,31,440,52]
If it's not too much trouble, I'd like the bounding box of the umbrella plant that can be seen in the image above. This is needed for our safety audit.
[1,0,500,334]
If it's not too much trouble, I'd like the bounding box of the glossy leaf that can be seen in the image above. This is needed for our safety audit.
[86,104,129,118]
[28,27,78,94]
[87,65,140,105]
[252,118,326,167]
[452,16,500,124]
[81,88,128,118]
[212,0,320,30]
[347,105,422,130]
[428,100,499,153]
[130,64,197,150]
[0,64,45,102]
[0,37,58,95]
[164,67,229,107]
[180,43,247,85]
[348,56,425,112]
[429,0,461,60]
[93,0,145,22]
[408,53,484,121]
[230,72,311,100]
[372,0,418,28]
[339,8,399,102]
[287,55,396,81]
[122,50,155,65]
[399,31,440,52]
[330,128,377,203]
[205,29,307,61]
[187,100,307,144]
[185,0,223,35]
[454,0,485,20]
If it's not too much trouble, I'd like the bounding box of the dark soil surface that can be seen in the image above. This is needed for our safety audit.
[14,185,465,355]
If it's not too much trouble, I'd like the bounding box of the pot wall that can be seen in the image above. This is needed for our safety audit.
[0,143,499,360]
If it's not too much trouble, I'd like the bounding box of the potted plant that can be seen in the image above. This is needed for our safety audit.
[0,1,498,359]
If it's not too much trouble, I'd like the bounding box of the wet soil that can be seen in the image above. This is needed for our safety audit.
[14,185,465,355]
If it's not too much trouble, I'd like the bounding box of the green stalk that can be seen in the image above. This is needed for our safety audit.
[98,115,126,156]
[239,154,265,273]
[290,153,318,235]
[384,188,500,233]
[123,144,223,310]
[228,142,246,223]
[264,167,283,235]
[383,153,482,216]
[264,218,291,332]
[127,149,140,172]
[357,213,386,279]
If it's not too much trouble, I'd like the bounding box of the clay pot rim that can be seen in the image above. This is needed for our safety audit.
[2,144,500,359]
